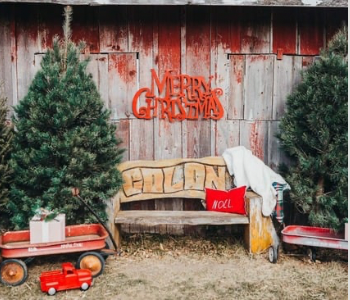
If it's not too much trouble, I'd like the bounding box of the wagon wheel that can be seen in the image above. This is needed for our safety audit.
[76,251,105,278]
[268,246,279,264]
[0,259,28,286]
[307,247,316,262]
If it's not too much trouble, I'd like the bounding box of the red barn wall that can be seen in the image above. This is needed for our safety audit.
[0,4,347,180]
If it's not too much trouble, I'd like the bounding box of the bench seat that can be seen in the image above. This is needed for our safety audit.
[115,210,249,226]
[108,157,277,254]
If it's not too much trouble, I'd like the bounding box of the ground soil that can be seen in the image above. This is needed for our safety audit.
[0,234,348,300]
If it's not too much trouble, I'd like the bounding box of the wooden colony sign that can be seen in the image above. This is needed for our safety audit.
[132,69,224,122]
[118,157,231,203]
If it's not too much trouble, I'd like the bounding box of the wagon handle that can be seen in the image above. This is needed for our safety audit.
[71,188,119,252]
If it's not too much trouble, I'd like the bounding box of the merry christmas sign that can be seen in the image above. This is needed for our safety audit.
[132,69,224,122]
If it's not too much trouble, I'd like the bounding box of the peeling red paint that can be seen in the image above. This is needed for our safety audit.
[302,57,314,68]
[233,58,243,84]
[299,9,324,55]
[247,55,269,63]
[272,8,297,55]
[10,14,16,63]
[129,6,154,56]
[71,7,100,53]
[249,122,264,161]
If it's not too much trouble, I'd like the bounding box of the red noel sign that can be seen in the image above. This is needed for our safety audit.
[205,186,247,215]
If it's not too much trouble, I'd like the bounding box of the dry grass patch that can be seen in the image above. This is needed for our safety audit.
[0,234,348,300]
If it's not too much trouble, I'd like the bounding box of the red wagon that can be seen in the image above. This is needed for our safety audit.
[0,223,111,286]
[268,225,348,263]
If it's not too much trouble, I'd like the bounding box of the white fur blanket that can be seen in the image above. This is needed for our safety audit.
[222,146,290,217]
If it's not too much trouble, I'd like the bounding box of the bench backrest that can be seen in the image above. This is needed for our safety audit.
[115,157,234,204]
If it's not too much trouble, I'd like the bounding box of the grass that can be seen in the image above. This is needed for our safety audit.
[0,234,348,300]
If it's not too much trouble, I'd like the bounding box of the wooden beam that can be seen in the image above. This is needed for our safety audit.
[115,210,249,226]
[0,0,347,7]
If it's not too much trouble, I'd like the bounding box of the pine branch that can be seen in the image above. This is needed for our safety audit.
[62,5,73,71]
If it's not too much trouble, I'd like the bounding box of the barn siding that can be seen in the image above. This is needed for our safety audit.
[0,4,347,233]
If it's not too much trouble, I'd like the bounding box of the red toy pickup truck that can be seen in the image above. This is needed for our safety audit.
[40,262,92,295]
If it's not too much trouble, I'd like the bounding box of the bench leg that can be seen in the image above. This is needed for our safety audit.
[114,224,122,250]
[244,195,278,254]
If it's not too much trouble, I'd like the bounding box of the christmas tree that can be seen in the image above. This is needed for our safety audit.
[0,91,13,229]
[8,6,124,229]
[278,26,348,230]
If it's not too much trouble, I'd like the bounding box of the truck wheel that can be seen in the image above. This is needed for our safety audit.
[80,282,90,291]
[76,252,105,278]
[47,287,56,296]
[0,259,28,286]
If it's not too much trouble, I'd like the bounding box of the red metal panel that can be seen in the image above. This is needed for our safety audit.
[0,224,108,258]
[282,225,348,250]
[272,8,297,55]
[299,8,324,55]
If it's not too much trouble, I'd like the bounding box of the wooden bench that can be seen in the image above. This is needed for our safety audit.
[107,157,277,254]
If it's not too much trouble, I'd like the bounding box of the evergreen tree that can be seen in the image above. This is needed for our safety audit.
[0,91,13,229]
[278,26,348,230]
[8,6,124,229]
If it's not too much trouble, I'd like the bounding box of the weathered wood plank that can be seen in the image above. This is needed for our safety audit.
[37,5,62,52]
[240,7,271,54]
[324,9,348,45]
[273,55,302,120]
[0,0,347,7]
[228,55,244,120]
[0,5,14,111]
[128,6,155,161]
[71,6,100,53]
[117,156,230,203]
[272,7,297,55]
[115,119,130,162]
[298,8,324,55]
[15,4,38,101]
[154,6,182,160]
[244,55,274,121]
[239,120,268,163]
[267,120,289,172]
[183,6,212,158]
[115,210,249,226]
[214,120,240,156]
[99,6,129,52]
[84,53,109,108]
[118,156,227,170]
[129,119,154,160]
[108,53,138,120]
